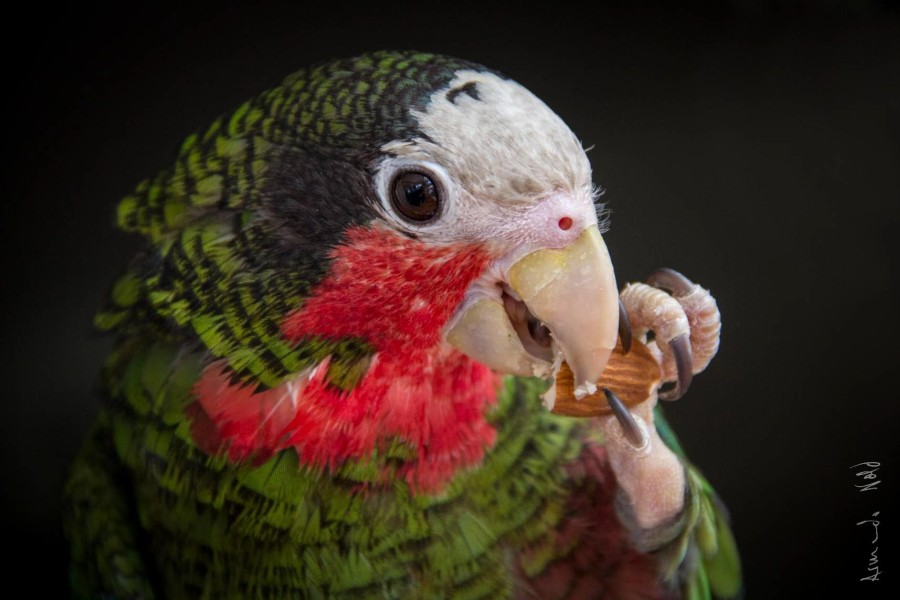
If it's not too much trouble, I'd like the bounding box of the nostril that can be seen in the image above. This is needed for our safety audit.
[558,216,573,231]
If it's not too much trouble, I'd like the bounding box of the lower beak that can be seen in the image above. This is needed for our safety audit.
[446,225,619,397]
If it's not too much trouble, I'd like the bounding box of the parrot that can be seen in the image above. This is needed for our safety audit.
[63,51,741,599]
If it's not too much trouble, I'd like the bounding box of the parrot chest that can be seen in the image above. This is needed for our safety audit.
[112,348,582,598]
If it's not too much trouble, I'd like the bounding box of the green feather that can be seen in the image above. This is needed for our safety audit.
[655,406,744,599]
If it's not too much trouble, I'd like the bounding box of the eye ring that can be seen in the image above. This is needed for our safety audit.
[390,171,441,223]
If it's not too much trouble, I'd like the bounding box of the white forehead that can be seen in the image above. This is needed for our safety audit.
[382,70,591,206]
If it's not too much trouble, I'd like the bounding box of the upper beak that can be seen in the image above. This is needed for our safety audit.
[445,225,619,398]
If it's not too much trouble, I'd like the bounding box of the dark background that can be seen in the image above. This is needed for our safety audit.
[3,1,897,597]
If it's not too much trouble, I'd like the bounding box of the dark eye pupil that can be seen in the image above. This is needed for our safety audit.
[405,182,429,207]
[391,172,440,222]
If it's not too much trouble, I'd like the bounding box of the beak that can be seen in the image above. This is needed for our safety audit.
[446,225,619,398]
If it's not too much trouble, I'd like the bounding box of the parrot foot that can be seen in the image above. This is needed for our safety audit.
[600,385,684,536]
[619,268,721,401]
[599,269,721,546]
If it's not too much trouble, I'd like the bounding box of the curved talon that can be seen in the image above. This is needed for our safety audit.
[604,387,646,448]
[660,334,693,401]
[647,268,694,297]
[618,298,632,354]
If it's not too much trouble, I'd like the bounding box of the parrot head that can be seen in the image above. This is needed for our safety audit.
[279,53,620,395]
[103,51,619,489]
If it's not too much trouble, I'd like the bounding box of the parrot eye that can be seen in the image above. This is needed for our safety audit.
[391,172,441,222]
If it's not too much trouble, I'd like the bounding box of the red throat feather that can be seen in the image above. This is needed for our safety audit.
[191,225,501,492]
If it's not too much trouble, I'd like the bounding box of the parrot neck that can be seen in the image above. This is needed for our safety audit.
[192,225,502,493]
